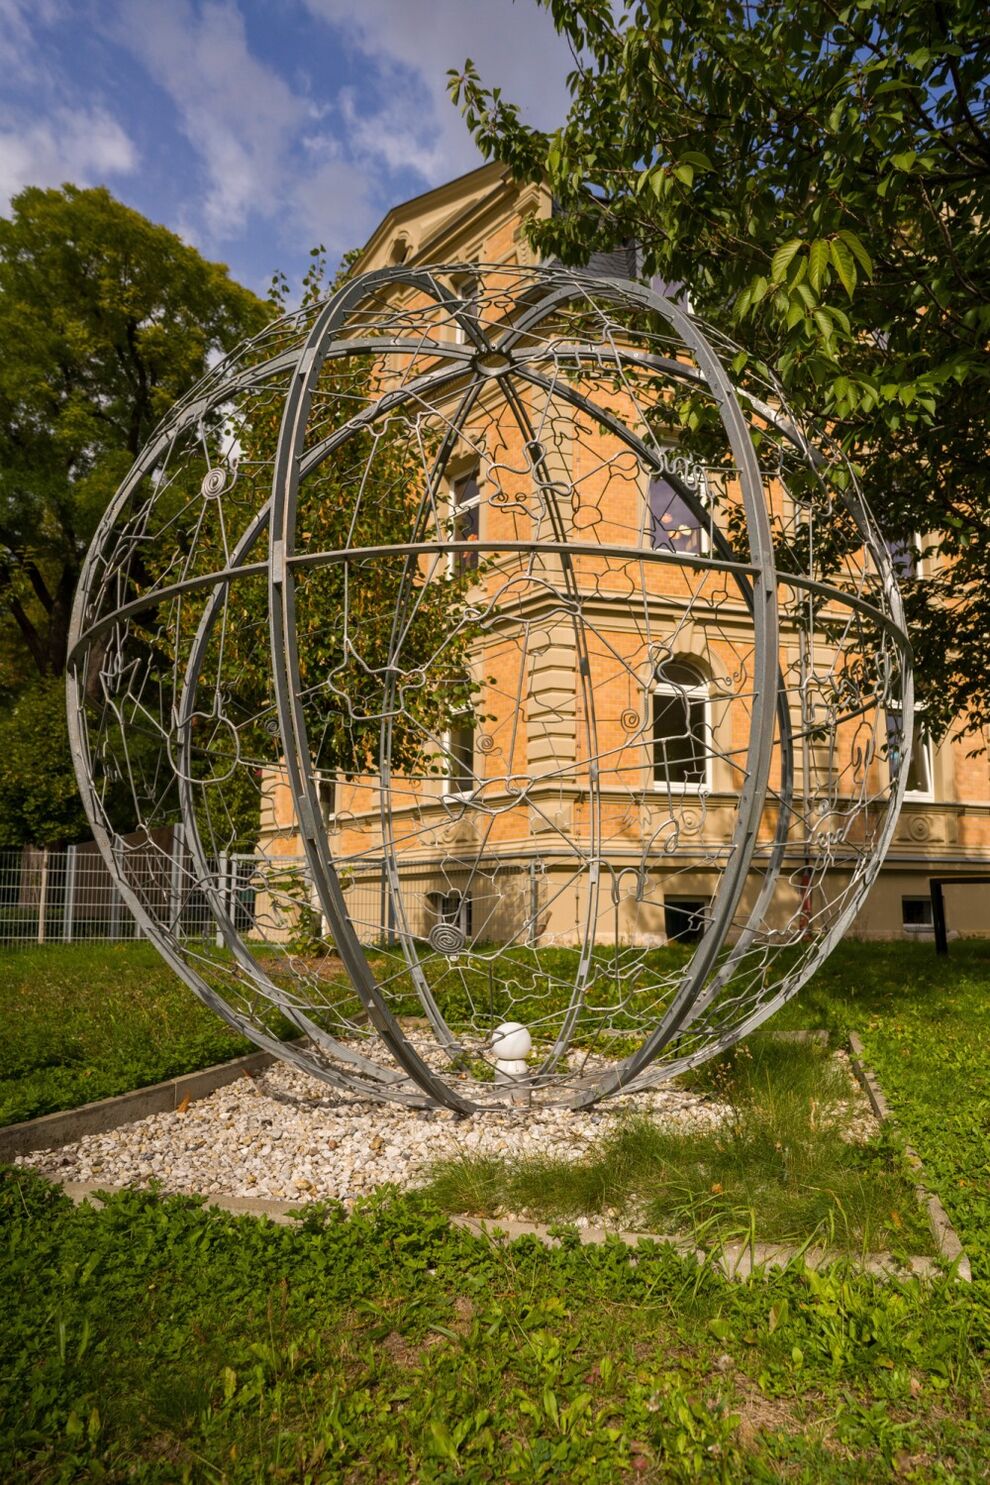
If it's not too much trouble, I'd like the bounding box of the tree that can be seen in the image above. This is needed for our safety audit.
[0,184,270,690]
[450,0,990,743]
[0,680,89,847]
[126,248,479,858]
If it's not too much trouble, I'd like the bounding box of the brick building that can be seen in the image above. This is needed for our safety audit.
[258,163,990,945]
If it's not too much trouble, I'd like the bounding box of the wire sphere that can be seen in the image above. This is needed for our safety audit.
[67,264,913,1111]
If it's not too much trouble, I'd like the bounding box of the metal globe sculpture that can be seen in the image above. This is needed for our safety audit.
[67,264,912,1111]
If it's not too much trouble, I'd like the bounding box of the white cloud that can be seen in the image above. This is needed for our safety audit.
[108,0,390,263]
[0,0,574,286]
[303,0,573,183]
[0,106,138,207]
[0,0,62,81]
[288,151,383,256]
[112,0,308,236]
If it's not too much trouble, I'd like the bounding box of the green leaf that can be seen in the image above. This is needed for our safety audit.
[892,150,916,172]
[829,238,857,298]
[768,1300,789,1333]
[673,162,695,187]
[813,307,834,341]
[785,297,806,330]
[808,239,830,292]
[770,238,804,284]
[836,229,873,277]
[679,150,714,171]
[428,1420,460,1461]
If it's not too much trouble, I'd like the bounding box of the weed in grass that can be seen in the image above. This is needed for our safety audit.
[0,1168,986,1482]
[422,1034,933,1255]
[1,940,988,1479]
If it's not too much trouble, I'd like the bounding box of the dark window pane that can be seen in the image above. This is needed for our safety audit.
[665,897,706,942]
[648,476,703,554]
[886,712,930,794]
[653,692,706,785]
[902,896,933,926]
[449,723,475,794]
[885,536,917,579]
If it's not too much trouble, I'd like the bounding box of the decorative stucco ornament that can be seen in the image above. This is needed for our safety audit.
[68,265,912,1110]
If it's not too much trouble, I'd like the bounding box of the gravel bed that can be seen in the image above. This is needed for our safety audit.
[16,1049,879,1215]
[17,1059,730,1206]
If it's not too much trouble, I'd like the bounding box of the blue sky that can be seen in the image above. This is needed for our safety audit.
[0,0,574,298]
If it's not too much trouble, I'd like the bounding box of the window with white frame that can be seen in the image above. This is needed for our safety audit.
[316,773,336,825]
[648,475,706,554]
[451,273,479,344]
[451,468,481,571]
[884,533,923,580]
[652,661,710,789]
[429,889,472,939]
[885,709,933,799]
[443,716,476,799]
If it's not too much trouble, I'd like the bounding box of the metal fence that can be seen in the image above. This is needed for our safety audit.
[0,840,263,948]
[0,839,544,950]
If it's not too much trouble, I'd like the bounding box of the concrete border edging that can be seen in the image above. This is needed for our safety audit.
[847,1031,971,1283]
[49,1183,942,1283]
[0,1051,275,1160]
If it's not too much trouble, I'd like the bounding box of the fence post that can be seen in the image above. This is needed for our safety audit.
[529,861,539,947]
[37,846,49,945]
[110,843,124,939]
[63,845,77,943]
[168,824,184,936]
[216,854,229,949]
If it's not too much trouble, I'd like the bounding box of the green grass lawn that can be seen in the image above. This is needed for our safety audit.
[0,942,262,1126]
[1,938,988,1479]
[421,1032,935,1256]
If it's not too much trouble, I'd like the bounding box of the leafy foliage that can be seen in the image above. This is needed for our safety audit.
[0,1169,985,1481]
[450,1,990,742]
[0,185,271,847]
[0,679,89,846]
[0,943,272,1125]
[0,184,269,685]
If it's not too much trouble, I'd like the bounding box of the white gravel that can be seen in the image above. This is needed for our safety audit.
[16,1049,878,1213]
[16,1059,730,1206]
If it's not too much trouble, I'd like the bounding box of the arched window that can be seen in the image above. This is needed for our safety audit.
[652,661,710,789]
[389,235,410,265]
